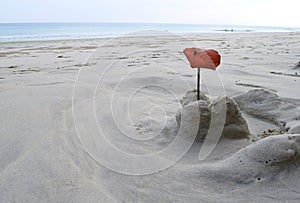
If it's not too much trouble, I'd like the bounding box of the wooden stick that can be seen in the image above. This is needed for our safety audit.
[197,68,200,100]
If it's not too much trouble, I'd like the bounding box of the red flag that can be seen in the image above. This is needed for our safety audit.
[183,48,221,70]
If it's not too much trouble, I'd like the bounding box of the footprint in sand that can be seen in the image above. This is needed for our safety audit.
[181,74,194,77]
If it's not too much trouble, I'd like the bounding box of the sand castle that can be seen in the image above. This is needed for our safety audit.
[175,90,250,141]
[175,89,300,184]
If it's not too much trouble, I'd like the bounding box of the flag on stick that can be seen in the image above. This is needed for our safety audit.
[183,48,221,100]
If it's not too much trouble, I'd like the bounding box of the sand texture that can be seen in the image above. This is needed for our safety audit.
[176,90,250,140]
[1,32,300,202]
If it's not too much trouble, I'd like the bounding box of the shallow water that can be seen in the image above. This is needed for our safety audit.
[0,22,299,42]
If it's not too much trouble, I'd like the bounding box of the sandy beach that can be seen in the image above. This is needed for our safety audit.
[1,32,300,202]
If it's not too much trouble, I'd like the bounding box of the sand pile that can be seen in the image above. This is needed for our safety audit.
[234,89,300,134]
[172,90,300,193]
[194,133,300,184]
[175,90,250,141]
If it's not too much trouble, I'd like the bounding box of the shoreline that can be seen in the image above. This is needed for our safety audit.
[1,31,299,45]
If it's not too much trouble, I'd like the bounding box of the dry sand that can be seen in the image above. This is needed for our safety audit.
[1,32,300,202]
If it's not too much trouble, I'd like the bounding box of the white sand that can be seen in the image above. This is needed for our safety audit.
[0,32,300,202]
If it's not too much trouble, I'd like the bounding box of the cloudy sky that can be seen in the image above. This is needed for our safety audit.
[1,0,299,27]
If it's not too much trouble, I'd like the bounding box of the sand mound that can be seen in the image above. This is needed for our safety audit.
[175,90,250,140]
[196,133,300,184]
[234,89,300,134]
[234,89,298,123]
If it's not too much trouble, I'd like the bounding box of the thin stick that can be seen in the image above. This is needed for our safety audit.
[197,68,200,100]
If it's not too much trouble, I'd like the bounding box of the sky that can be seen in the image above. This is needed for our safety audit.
[0,0,300,27]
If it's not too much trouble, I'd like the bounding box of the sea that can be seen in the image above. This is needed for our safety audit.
[0,23,299,42]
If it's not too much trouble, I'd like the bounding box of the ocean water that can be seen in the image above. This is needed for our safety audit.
[0,23,299,42]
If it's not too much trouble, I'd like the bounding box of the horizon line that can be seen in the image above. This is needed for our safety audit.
[0,21,299,29]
